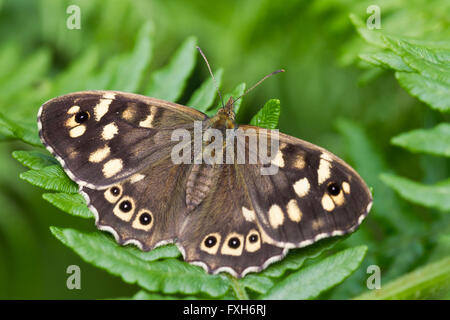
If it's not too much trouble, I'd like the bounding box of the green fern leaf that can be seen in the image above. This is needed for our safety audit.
[355,256,450,300]
[249,99,281,129]
[188,68,223,112]
[20,165,78,193]
[262,246,367,300]
[380,174,450,212]
[109,22,154,92]
[391,123,450,157]
[12,150,57,170]
[144,36,197,101]
[42,193,92,219]
[50,227,230,298]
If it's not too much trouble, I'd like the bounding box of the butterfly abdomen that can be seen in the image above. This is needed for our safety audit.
[186,164,218,212]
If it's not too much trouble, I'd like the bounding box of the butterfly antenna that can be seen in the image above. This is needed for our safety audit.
[196,46,225,109]
[232,69,285,105]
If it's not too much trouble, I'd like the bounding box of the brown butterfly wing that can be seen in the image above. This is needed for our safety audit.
[238,125,373,248]
[176,163,287,277]
[38,90,206,188]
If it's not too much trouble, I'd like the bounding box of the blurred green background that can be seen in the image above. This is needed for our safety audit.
[0,0,448,299]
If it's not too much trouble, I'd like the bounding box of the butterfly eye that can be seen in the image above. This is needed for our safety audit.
[139,212,152,225]
[75,111,90,124]
[204,236,217,248]
[327,182,341,196]
[228,237,241,249]
[119,200,132,212]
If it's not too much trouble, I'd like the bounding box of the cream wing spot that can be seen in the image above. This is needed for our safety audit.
[132,209,153,231]
[245,230,261,253]
[200,233,221,255]
[318,154,332,185]
[331,190,345,206]
[102,158,123,178]
[69,125,86,138]
[67,105,80,114]
[293,177,310,197]
[103,92,116,99]
[312,218,325,231]
[129,174,145,184]
[94,97,114,121]
[242,206,256,222]
[122,103,137,121]
[89,145,111,163]
[139,106,155,128]
[221,233,244,256]
[342,181,350,194]
[321,194,335,212]
[65,116,78,128]
[268,204,285,229]
[294,153,306,169]
[286,199,302,222]
[102,123,119,140]
[271,150,285,168]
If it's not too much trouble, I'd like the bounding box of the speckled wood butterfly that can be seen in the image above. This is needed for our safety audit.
[38,57,372,278]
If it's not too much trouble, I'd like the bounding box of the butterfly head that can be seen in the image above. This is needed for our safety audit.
[210,96,237,130]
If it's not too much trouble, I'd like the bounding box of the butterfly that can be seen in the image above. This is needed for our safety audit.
[38,66,372,279]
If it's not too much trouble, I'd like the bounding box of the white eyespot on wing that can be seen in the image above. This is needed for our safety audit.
[102,158,123,178]
[286,199,302,222]
[200,233,221,255]
[104,185,122,203]
[245,229,261,253]
[89,145,111,163]
[293,177,310,197]
[321,194,335,212]
[268,204,285,229]
[242,206,256,222]
[69,125,86,138]
[113,196,135,221]
[221,233,244,256]
[318,153,332,185]
[102,123,119,140]
[67,105,80,114]
[271,150,285,168]
[132,209,154,231]
[94,98,114,121]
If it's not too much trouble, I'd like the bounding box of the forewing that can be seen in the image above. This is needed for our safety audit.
[38,90,205,188]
